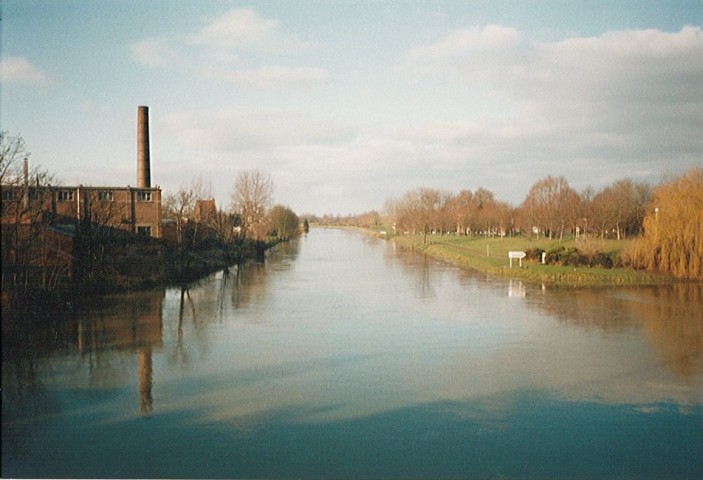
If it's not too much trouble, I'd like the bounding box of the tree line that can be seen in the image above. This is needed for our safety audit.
[318,168,702,281]
[382,175,653,242]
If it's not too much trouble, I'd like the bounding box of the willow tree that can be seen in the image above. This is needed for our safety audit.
[627,167,703,280]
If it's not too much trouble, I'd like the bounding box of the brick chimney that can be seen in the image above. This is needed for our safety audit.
[137,106,151,188]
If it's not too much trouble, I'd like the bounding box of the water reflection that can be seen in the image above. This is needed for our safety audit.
[2,230,702,479]
[2,289,167,468]
[76,292,163,415]
[508,280,526,298]
[526,283,703,381]
[139,346,154,414]
[156,235,702,424]
[638,285,703,378]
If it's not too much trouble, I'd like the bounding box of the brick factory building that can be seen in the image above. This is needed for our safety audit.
[1,107,163,283]
[1,106,162,238]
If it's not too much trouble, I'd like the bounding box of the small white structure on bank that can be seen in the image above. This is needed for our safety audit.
[508,251,526,268]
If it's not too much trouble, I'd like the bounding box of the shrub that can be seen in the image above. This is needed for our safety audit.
[590,252,614,268]
[525,248,545,261]
[545,246,566,264]
[562,247,588,267]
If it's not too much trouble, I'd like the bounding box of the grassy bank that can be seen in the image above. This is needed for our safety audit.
[384,233,671,286]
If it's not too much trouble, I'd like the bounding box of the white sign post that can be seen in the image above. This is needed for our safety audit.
[508,251,526,268]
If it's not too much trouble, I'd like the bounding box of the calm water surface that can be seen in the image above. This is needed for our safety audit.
[3,229,702,479]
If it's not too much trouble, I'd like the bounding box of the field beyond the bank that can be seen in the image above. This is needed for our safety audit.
[384,233,670,286]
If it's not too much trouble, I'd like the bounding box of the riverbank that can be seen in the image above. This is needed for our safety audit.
[379,232,672,286]
[1,238,278,320]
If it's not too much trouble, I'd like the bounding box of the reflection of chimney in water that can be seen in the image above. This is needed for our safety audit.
[137,106,151,188]
[138,347,154,415]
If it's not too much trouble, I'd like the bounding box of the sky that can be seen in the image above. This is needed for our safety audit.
[2,1,702,216]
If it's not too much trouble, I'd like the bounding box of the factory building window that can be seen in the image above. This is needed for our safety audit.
[98,191,114,202]
[137,226,152,236]
[28,188,43,200]
[58,190,74,201]
[1,188,16,200]
[137,191,152,202]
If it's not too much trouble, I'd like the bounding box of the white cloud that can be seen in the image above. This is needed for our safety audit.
[157,109,430,212]
[132,7,326,89]
[515,26,703,102]
[202,65,330,89]
[404,25,703,180]
[130,37,182,67]
[150,25,703,214]
[408,25,520,61]
[406,25,703,105]
[0,56,50,84]
[189,7,274,49]
[188,7,315,52]
[161,108,356,152]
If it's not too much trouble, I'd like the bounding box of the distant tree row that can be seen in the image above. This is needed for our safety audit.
[382,175,653,241]
[311,168,700,281]
[375,169,703,281]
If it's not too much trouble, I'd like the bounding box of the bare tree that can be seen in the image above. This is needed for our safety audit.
[164,187,195,246]
[591,186,615,239]
[164,175,214,246]
[591,179,651,240]
[390,187,505,238]
[229,169,274,241]
[78,191,129,282]
[213,209,244,265]
[0,131,28,185]
[394,188,447,243]
[522,176,578,239]
[473,188,498,236]
[268,205,300,241]
[578,186,595,238]
[1,134,64,295]
[449,189,474,235]
[191,175,214,201]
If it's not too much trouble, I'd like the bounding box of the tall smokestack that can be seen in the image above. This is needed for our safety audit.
[23,157,29,186]
[137,106,151,188]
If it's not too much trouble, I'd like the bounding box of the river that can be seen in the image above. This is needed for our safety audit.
[2,228,702,479]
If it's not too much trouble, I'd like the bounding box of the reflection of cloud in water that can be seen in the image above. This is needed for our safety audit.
[149,322,700,429]
[8,231,701,432]
[140,240,703,427]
